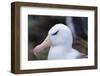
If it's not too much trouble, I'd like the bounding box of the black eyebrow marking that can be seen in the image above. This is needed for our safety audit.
[51,30,59,36]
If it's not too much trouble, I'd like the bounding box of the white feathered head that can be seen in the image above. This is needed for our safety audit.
[48,24,73,48]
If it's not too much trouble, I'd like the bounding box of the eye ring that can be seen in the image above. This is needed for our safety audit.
[51,30,59,36]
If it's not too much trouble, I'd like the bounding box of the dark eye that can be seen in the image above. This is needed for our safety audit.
[51,30,59,36]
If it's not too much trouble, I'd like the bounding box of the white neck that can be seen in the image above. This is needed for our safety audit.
[48,45,79,59]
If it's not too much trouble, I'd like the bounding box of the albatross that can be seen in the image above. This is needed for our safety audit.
[33,23,87,60]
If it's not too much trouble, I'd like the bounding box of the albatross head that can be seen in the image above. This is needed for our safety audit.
[33,23,84,59]
[48,24,73,48]
[33,23,74,59]
[38,23,73,50]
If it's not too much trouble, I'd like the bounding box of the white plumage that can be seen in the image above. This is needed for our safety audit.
[48,24,84,59]
[33,23,87,60]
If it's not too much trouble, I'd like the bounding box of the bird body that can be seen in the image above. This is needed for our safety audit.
[33,23,87,60]
[48,46,82,59]
[48,24,84,59]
